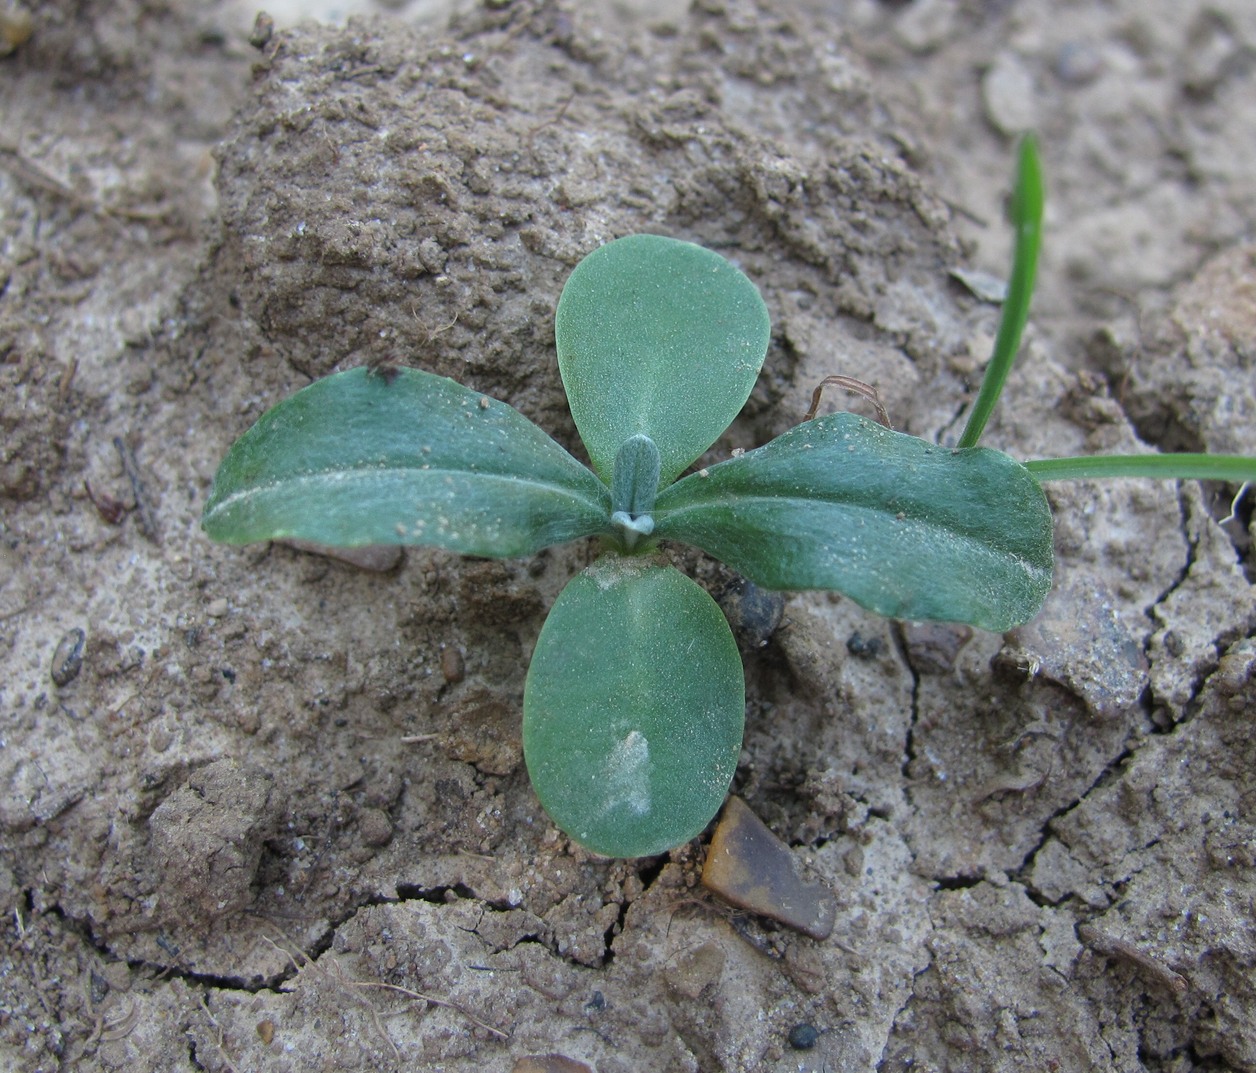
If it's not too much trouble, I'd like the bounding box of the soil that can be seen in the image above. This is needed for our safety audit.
[2,1,1255,1070]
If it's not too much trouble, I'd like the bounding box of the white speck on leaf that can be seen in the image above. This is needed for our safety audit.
[604,730,650,816]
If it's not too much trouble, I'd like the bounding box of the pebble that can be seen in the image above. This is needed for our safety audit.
[948,267,1008,304]
[892,0,957,54]
[981,53,1039,136]
[718,577,785,650]
[846,631,884,660]
[701,796,837,941]
[1054,41,1104,85]
[0,3,33,56]
[206,598,229,618]
[440,645,466,684]
[788,1023,821,1050]
[50,627,86,687]
[357,807,394,848]
[998,576,1148,717]
[248,11,274,51]
[1181,18,1237,95]
[901,622,973,675]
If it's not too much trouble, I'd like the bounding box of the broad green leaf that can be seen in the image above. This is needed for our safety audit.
[202,367,611,557]
[556,234,771,486]
[523,558,745,858]
[654,412,1054,631]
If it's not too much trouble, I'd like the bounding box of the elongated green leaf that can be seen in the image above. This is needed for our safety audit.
[654,413,1054,631]
[957,134,1044,449]
[202,367,611,557]
[523,558,745,858]
[1026,453,1256,483]
[556,235,771,486]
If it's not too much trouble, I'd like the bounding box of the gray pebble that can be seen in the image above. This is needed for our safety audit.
[982,54,1039,136]
[1054,41,1104,85]
[50,628,85,687]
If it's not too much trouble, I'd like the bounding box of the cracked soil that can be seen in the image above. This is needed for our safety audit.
[2,1,1256,1070]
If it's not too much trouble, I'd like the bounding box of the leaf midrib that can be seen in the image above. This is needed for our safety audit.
[205,462,610,523]
[656,490,1047,566]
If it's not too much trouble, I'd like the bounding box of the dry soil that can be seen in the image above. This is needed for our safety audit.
[2,1,1255,1071]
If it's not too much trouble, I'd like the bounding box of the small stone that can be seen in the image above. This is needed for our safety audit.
[901,622,972,674]
[0,3,33,56]
[89,970,109,1005]
[846,632,884,660]
[949,267,1009,304]
[256,1019,276,1044]
[1054,41,1104,85]
[248,11,274,51]
[892,0,957,54]
[50,627,86,687]
[1181,14,1237,96]
[788,1023,820,1050]
[440,645,466,684]
[701,796,837,941]
[357,807,394,848]
[999,576,1148,717]
[981,54,1039,136]
[717,577,785,650]
[206,598,229,618]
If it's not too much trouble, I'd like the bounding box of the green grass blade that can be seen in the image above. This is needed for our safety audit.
[1025,453,1256,483]
[956,134,1045,450]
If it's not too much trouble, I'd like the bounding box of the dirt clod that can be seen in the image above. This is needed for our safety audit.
[147,759,284,922]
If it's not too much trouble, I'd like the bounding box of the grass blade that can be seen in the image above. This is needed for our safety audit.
[1025,453,1256,483]
[956,135,1045,449]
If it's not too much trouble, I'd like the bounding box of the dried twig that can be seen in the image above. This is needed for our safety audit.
[803,374,892,428]
[0,142,130,233]
[262,932,510,1049]
[350,979,510,1040]
[1078,923,1188,994]
[197,996,241,1073]
[113,437,159,543]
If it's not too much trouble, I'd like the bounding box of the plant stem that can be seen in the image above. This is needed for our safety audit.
[1025,454,1256,483]
[956,135,1045,450]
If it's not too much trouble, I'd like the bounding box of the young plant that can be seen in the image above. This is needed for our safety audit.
[202,137,1256,858]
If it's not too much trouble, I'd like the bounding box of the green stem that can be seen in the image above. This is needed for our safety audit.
[957,135,1045,450]
[1025,454,1256,483]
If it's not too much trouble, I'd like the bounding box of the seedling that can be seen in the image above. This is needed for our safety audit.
[203,137,1256,858]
